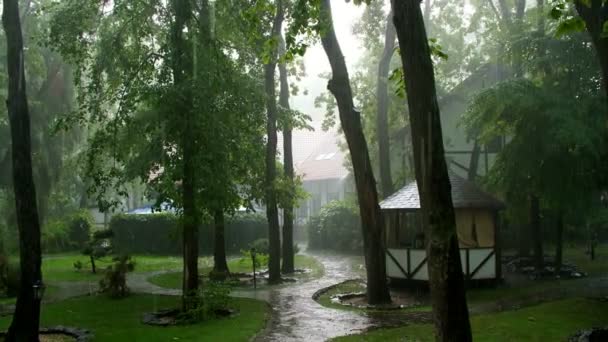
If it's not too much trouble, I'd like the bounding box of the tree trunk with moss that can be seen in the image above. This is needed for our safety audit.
[319,0,391,305]
[531,195,543,272]
[3,0,43,339]
[264,0,284,284]
[170,0,200,306]
[391,1,472,340]
[377,12,396,199]
[279,34,295,274]
[213,209,229,274]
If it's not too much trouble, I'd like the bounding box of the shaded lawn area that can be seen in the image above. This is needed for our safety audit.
[0,294,268,342]
[42,254,209,282]
[333,298,608,341]
[562,243,608,277]
[149,254,324,289]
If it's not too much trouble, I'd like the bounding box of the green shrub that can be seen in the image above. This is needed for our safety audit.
[249,238,269,254]
[110,212,268,255]
[67,210,94,249]
[238,249,269,269]
[307,200,362,252]
[0,256,20,297]
[179,281,232,323]
[42,209,93,253]
[99,255,135,298]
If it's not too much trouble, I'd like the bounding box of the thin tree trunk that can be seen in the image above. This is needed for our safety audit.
[530,194,543,273]
[213,209,229,274]
[554,210,564,276]
[170,0,199,305]
[264,0,284,284]
[575,0,608,108]
[90,255,96,274]
[278,34,295,274]
[320,0,391,305]
[467,140,480,181]
[391,1,472,340]
[377,12,396,199]
[3,0,43,339]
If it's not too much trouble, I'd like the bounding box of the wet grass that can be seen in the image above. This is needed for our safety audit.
[333,297,608,341]
[148,254,324,290]
[41,254,204,282]
[0,294,269,342]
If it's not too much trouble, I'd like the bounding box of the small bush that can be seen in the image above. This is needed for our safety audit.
[42,209,93,253]
[99,255,135,298]
[0,255,19,297]
[249,238,269,254]
[4,265,20,297]
[307,200,362,252]
[67,210,94,249]
[238,249,269,270]
[179,281,231,323]
[73,260,84,271]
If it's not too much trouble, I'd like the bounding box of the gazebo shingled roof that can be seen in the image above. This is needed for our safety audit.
[380,172,505,210]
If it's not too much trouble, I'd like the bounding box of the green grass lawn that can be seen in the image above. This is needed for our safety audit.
[42,254,211,282]
[563,244,608,277]
[149,254,324,289]
[0,294,269,342]
[333,298,608,341]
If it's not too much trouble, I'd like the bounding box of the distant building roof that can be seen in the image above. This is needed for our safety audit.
[295,129,349,181]
[279,125,350,182]
[380,172,505,210]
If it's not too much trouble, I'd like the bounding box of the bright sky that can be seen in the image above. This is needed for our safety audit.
[290,0,366,123]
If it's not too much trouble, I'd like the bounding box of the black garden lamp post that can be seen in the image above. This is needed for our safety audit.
[250,247,257,289]
[33,280,46,301]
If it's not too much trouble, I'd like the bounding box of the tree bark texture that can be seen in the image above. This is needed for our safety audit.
[170,0,199,302]
[264,0,284,284]
[576,0,608,109]
[467,140,480,181]
[3,0,44,340]
[391,1,472,340]
[377,12,396,199]
[213,210,229,273]
[530,195,543,272]
[555,211,564,276]
[278,34,295,274]
[320,0,391,305]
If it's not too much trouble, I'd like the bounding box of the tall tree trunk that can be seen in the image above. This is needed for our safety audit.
[530,195,543,272]
[278,34,295,274]
[467,140,481,181]
[391,1,472,340]
[377,12,396,199]
[320,0,391,305]
[554,210,564,276]
[213,209,229,273]
[264,0,284,284]
[3,0,43,340]
[576,0,608,108]
[170,0,199,305]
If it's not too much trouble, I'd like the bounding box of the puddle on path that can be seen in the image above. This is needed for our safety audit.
[232,252,409,342]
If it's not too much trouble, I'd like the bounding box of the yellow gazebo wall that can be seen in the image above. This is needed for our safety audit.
[455,208,495,248]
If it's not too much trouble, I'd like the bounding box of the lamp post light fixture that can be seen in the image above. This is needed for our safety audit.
[33,280,46,301]
[250,247,257,289]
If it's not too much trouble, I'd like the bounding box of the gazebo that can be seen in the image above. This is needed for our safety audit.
[380,172,505,283]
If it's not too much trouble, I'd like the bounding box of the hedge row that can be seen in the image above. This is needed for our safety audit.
[307,200,362,252]
[110,212,268,255]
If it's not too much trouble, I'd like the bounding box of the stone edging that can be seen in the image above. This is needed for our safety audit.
[311,279,365,300]
[0,326,93,342]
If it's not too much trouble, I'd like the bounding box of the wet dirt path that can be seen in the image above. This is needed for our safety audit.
[232,253,402,342]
